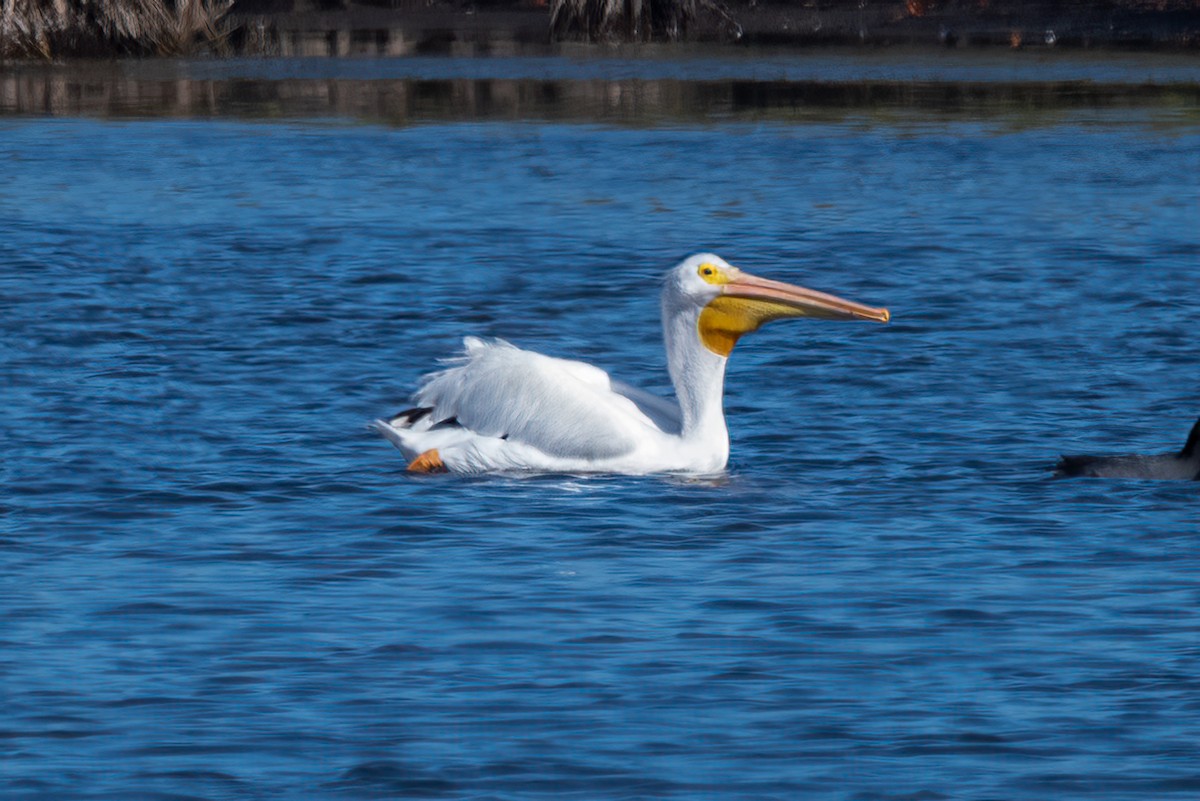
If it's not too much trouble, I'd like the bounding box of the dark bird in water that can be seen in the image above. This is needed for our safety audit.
[1055,417,1200,480]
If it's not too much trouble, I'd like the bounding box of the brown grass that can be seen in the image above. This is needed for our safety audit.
[1,0,232,58]
[550,0,720,42]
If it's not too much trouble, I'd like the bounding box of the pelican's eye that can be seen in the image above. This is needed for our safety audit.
[697,263,726,284]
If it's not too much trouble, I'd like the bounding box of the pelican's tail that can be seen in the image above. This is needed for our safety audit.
[372,417,422,461]
[373,406,476,468]
[372,405,441,461]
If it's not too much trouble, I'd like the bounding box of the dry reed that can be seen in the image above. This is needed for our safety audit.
[1,0,232,58]
[549,0,741,43]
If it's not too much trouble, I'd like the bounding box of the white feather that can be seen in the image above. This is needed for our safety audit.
[414,337,658,460]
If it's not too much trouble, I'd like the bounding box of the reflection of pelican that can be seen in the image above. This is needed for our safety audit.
[374,254,889,474]
[1056,417,1200,480]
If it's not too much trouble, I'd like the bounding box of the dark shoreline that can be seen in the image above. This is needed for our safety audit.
[227,1,1200,57]
[3,1,1200,61]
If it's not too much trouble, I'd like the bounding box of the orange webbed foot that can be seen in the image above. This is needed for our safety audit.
[407,449,448,474]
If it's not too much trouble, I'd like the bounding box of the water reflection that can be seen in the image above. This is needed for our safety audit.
[3,63,1198,125]
[263,26,538,59]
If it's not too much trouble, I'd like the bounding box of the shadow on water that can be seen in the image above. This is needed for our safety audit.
[2,54,1198,125]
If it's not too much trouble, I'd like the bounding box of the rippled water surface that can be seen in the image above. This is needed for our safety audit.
[3,56,1199,800]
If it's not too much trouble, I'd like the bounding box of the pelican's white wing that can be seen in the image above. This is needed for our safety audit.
[413,338,663,460]
[611,380,682,435]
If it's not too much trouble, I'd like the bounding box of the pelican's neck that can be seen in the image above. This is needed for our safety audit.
[663,304,729,443]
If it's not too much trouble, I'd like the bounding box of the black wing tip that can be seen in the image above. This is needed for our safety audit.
[387,406,433,427]
[385,407,466,431]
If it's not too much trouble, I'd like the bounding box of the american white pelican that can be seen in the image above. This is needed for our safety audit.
[374,253,889,475]
[1055,416,1200,480]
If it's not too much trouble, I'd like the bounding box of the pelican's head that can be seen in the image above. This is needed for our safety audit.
[664,253,890,357]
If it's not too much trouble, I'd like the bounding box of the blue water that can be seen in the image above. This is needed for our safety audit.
[3,93,1199,800]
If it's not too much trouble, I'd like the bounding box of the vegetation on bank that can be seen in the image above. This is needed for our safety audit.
[549,0,742,43]
[0,0,231,58]
[3,0,1199,59]
[548,0,1200,46]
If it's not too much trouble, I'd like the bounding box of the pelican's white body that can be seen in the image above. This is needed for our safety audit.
[374,254,885,475]
[374,335,729,474]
